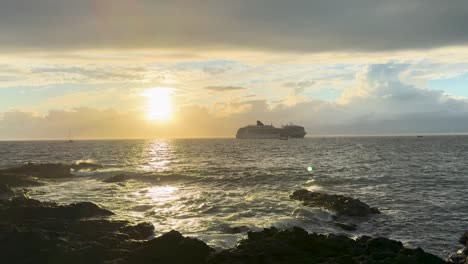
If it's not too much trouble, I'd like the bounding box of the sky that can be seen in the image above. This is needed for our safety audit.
[1,0,468,139]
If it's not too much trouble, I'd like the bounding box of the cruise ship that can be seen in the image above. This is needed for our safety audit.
[236,121,306,139]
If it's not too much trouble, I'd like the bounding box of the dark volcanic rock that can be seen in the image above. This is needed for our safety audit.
[0,196,449,264]
[0,184,15,199]
[0,173,44,187]
[447,232,468,264]
[290,189,381,217]
[71,162,104,171]
[0,197,114,222]
[0,163,73,178]
[209,227,445,264]
[0,198,155,264]
[0,197,217,264]
[126,230,214,264]
[334,222,358,231]
[0,162,104,181]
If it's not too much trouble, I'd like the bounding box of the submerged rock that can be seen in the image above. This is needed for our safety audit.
[290,189,380,217]
[334,222,358,231]
[125,230,214,264]
[209,227,444,264]
[0,197,114,222]
[447,232,468,264]
[0,173,44,187]
[0,184,15,200]
[0,163,73,178]
[70,162,104,171]
[0,162,104,185]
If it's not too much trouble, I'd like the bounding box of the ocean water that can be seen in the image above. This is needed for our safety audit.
[1,136,468,256]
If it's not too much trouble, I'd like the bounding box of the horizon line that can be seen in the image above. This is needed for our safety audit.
[2,133,468,142]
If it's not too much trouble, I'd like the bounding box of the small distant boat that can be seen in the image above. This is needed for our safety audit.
[67,130,74,143]
[417,135,424,138]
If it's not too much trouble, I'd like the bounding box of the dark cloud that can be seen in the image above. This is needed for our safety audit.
[205,86,247,92]
[1,0,468,52]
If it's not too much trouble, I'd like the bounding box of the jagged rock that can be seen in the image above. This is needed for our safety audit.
[0,162,104,180]
[0,163,73,178]
[290,189,380,217]
[125,230,214,264]
[0,196,449,264]
[0,184,15,200]
[0,198,154,264]
[120,222,155,240]
[460,232,468,246]
[0,173,44,187]
[0,198,114,222]
[222,225,250,234]
[447,232,468,264]
[334,222,358,231]
[208,227,444,264]
[71,162,104,171]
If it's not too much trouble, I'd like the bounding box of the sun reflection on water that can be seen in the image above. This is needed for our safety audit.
[145,186,178,202]
[141,140,174,172]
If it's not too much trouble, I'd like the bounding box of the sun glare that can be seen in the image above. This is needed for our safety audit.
[144,88,174,121]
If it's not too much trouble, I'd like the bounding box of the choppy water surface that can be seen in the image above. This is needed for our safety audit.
[1,136,468,256]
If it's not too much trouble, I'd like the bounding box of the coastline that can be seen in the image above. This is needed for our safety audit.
[0,162,463,263]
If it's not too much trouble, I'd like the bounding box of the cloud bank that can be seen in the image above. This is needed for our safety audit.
[1,0,468,52]
[2,63,468,139]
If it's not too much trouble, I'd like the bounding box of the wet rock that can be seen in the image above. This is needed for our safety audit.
[212,223,250,234]
[120,222,155,240]
[0,162,104,181]
[0,196,447,264]
[0,173,44,187]
[223,225,250,234]
[290,189,380,217]
[0,198,155,264]
[71,162,104,171]
[104,174,132,183]
[0,163,73,178]
[209,227,444,264]
[125,230,214,264]
[0,197,114,222]
[447,232,468,264]
[334,222,357,231]
[0,184,15,200]
[460,232,468,246]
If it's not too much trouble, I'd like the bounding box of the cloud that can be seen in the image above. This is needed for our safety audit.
[2,62,468,139]
[205,86,247,92]
[339,63,468,118]
[1,0,468,52]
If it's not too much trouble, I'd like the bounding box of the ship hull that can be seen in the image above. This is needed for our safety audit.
[236,133,284,139]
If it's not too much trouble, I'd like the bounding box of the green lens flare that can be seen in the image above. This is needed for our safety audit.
[307,166,313,172]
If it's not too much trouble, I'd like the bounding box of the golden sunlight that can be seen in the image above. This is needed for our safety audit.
[143,88,174,121]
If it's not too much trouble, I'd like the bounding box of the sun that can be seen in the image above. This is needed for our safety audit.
[143,88,174,121]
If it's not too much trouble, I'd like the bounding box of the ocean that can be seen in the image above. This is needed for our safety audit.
[1,136,467,257]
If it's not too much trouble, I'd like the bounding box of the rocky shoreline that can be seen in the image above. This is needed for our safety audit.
[0,163,461,263]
